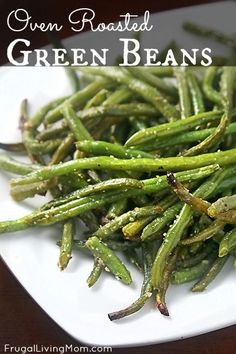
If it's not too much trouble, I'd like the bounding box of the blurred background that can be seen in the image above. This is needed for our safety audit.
[1,0,222,65]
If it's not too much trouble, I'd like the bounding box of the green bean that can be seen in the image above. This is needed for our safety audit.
[122,216,155,239]
[210,210,236,224]
[0,165,220,235]
[152,203,193,289]
[86,257,104,287]
[77,103,158,121]
[39,165,217,213]
[177,242,217,268]
[11,150,232,187]
[23,178,143,210]
[141,242,154,294]
[62,104,93,142]
[180,221,225,245]
[62,105,103,190]
[108,292,151,321]
[20,99,38,163]
[125,110,222,147]
[50,165,221,210]
[127,67,178,98]
[11,134,74,201]
[10,181,51,201]
[167,171,211,214]
[18,97,28,132]
[2,59,236,322]
[102,87,132,106]
[0,143,26,153]
[183,112,228,156]
[28,139,63,155]
[0,154,38,175]
[171,259,212,284]
[168,167,236,214]
[47,135,77,196]
[145,67,173,77]
[86,236,132,285]
[85,89,109,109]
[93,206,162,240]
[174,67,192,119]
[187,71,205,114]
[32,97,69,129]
[58,220,74,271]
[50,134,74,165]
[22,98,67,161]
[71,239,141,253]
[106,199,127,220]
[219,66,235,148]
[202,67,222,106]
[108,243,153,321]
[37,126,69,141]
[219,227,236,257]
[76,140,154,159]
[191,255,229,292]
[78,67,180,120]
[156,249,178,316]
[221,67,235,110]
[183,67,235,156]
[79,178,143,197]
[141,202,183,241]
[208,194,236,216]
[151,166,232,290]
[45,78,110,124]
[148,121,236,150]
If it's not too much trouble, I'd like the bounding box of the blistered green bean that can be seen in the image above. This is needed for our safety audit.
[86,236,132,285]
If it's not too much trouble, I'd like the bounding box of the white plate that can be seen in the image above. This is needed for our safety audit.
[1,2,236,348]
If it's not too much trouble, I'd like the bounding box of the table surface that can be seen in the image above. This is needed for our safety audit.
[1,0,236,353]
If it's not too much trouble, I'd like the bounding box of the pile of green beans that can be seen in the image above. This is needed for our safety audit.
[1,62,236,322]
